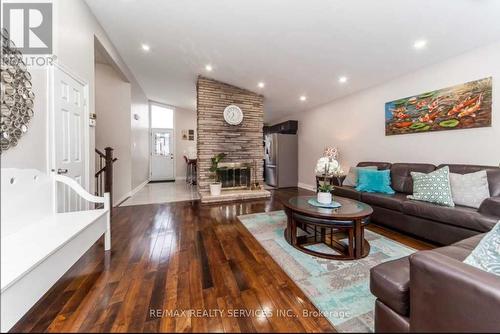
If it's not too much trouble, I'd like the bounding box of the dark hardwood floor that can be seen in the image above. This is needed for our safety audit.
[11,188,433,333]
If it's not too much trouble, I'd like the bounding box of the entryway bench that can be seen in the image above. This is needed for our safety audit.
[0,168,111,332]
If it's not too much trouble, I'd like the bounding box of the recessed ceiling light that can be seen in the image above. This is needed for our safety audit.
[413,39,427,50]
[205,64,213,72]
[300,95,307,102]
[338,76,348,83]
[258,82,265,88]
[141,44,150,52]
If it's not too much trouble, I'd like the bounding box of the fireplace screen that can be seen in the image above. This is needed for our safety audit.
[217,162,252,189]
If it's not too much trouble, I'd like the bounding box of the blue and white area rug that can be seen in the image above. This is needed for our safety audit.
[237,210,415,333]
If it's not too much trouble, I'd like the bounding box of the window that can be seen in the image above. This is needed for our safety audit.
[151,104,174,129]
[153,132,171,156]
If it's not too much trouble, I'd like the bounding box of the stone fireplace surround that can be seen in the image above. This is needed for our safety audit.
[196,76,270,203]
[217,162,252,190]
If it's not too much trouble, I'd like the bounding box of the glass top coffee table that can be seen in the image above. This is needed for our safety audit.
[282,196,373,260]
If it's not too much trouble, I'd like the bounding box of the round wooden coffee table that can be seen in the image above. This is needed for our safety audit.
[282,196,373,260]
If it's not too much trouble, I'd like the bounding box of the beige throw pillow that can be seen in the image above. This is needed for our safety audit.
[343,166,378,187]
[449,170,490,208]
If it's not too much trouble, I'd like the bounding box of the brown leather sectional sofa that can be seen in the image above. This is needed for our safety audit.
[370,233,500,332]
[333,162,500,245]
[347,162,500,331]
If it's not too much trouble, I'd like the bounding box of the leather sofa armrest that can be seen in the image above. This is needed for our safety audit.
[478,196,500,217]
[409,251,500,332]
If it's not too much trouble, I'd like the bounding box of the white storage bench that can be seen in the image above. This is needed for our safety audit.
[0,168,111,332]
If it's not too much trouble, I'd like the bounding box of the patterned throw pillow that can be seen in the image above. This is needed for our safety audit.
[407,166,455,207]
[463,221,500,276]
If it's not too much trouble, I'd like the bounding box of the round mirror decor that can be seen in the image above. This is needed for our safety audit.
[1,28,35,152]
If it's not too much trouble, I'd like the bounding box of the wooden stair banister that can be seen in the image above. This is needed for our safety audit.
[95,147,117,209]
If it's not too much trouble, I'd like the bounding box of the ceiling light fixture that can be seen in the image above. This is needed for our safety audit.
[141,44,150,52]
[413,39,427,50]
[205,64,213,72]
[300,95,307,102]
[258,82,265,88]
[338,76,348,83]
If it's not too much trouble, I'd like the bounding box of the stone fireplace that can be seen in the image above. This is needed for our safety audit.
[196,76,270,203]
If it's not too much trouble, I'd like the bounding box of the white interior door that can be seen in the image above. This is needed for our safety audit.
[53,67,87,212]
[150,128,174,181]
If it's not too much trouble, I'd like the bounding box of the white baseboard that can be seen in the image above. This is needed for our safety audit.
[130,179,149,197]
[298,182,316,192]
[115,179,149,207]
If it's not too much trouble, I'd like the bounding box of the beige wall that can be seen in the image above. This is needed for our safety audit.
[271,42,500,190]
[174,108,197,180]
[95,63,132,205]
[130,93,150,189]
[1,0,150,196]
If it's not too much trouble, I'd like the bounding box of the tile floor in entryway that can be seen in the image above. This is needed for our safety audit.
[120,181,199,206]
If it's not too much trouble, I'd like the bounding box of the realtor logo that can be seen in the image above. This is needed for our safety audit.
[2,2,53,54]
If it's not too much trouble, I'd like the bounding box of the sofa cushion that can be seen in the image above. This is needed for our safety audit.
[403,200,497,232]
[453,233,484,250]
[370,257,410,316]
[479,197,500,218]
[333,186,361,201]
[361,192,408,212]
[432,234,483,261]
[390,163,436,194]
[370,233,484,318]
[357,161,392,170]
[438,164,500,197]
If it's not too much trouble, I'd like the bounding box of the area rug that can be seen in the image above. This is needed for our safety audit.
[237,210,415,333]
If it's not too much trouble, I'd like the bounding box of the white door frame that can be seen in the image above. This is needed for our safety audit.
[148,101,176,180]
[48,63,90,196]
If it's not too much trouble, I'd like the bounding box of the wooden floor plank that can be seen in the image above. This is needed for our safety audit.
[11,188,433,333]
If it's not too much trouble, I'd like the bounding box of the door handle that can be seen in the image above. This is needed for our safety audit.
[57,168,69,175]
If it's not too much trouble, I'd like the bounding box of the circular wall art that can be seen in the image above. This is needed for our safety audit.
[1,28,35,152]
[223,105,243,125]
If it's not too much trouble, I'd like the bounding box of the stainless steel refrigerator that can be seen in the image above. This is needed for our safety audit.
[264,133,298,188]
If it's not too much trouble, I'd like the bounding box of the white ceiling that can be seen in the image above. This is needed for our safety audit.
[85,0,500,122]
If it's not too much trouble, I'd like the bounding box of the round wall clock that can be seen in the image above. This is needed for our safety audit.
[223,105,243,125]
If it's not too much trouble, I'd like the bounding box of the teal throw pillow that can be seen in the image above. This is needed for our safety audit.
[463,221,500,276]
[356,169,395,195]
[407,166,455,207]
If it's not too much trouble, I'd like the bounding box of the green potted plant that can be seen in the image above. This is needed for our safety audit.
[209,153,227,196]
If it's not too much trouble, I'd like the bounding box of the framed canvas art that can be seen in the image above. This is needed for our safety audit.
[385,77,492,136]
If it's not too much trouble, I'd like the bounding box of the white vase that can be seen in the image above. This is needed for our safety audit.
[210,183,222,196]
[317,192,332,204]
